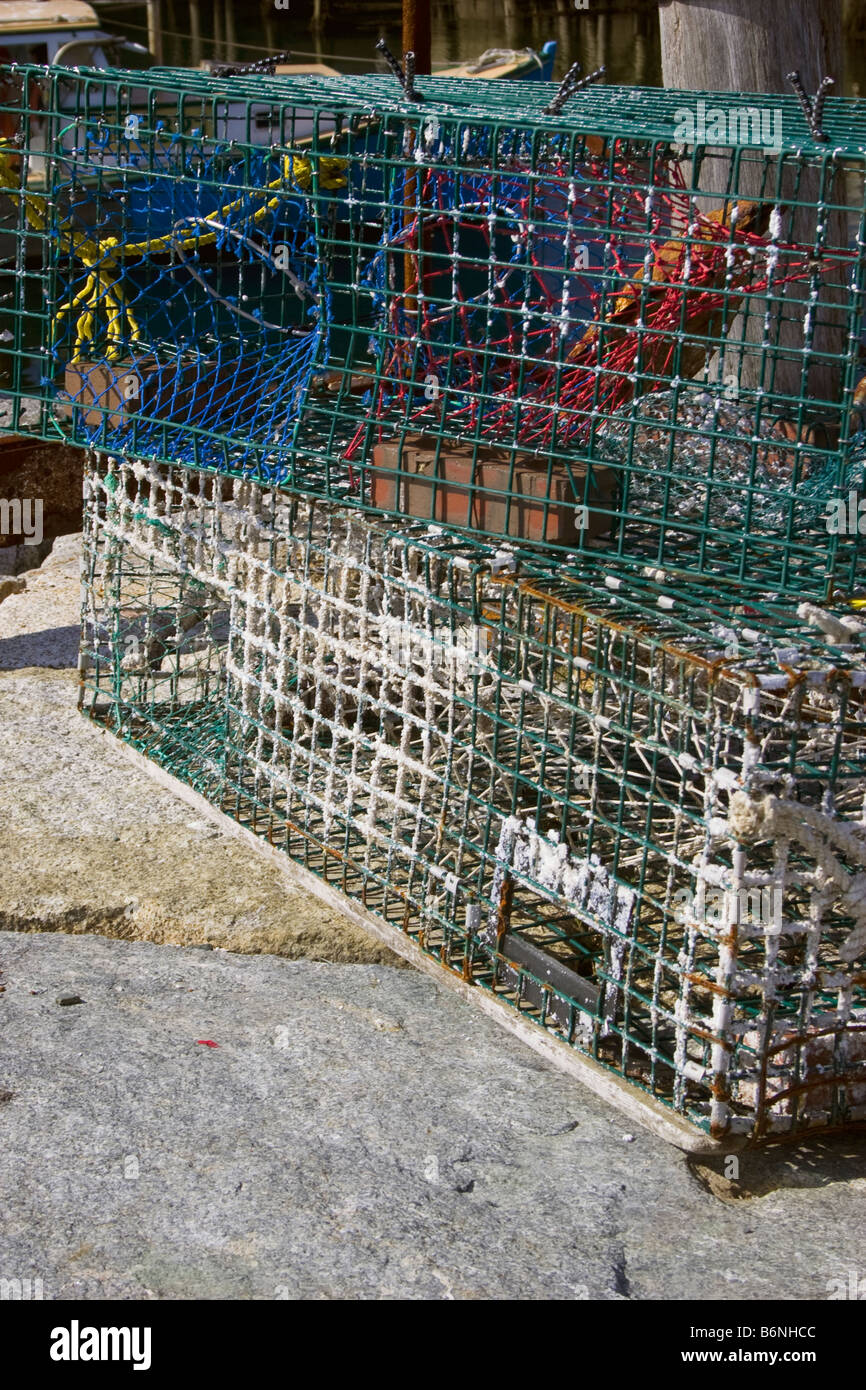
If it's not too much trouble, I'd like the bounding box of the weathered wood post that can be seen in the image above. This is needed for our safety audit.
[225,0,236,63]
[659,0,846,404]
[262,0,276,53]
[146,0,163,65]
[502,0,521,53]
[189,0,201,68]
[659,0,841,94]
[213,0,224,60]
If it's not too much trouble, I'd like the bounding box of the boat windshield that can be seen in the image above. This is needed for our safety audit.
[0,34,153,69]
[52,37,155,69]
[0,41,50,65]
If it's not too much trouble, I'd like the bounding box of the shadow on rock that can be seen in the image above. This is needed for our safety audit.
[0,624,80,670]
[689,1129,866,1202]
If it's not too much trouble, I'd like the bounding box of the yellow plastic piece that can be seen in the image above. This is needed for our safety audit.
[0,139,346,362]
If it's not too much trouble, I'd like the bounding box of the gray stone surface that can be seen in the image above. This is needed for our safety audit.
[0,531,81,669]
[0,667,401,965]
[1,930,865,1300]
[0,539,54,577]
[1,533,865,1301]
[0,533,400,964]
[0,573,25,604]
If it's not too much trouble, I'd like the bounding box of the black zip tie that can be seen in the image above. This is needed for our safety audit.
[812,75,834,137]
[545,63,604,117]
[375,39,424,102]
[405,51,417,103]
[545,60,582,116]
[376,38,405,85]
[787,70,834,143]
[212,50,292,77]
[571,67,605,95]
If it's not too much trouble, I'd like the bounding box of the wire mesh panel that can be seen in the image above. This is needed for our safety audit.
[3,61,865,1139]
[1,67,866,598]
[80,454,866,1141]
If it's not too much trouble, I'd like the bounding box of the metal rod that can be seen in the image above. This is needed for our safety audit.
[402,0,431,77]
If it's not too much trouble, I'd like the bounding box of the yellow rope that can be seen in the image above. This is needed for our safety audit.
[0,140,346,362]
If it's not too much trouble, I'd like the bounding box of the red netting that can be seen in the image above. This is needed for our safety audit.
[352,147,833,460]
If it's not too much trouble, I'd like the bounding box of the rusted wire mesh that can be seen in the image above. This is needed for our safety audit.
[79,455,866,1141]
[1,61,862,1137]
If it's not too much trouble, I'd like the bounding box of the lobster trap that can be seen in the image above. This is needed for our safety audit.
[3,61,865,1143]
[1,66,866,600]
[79,453,866,1144]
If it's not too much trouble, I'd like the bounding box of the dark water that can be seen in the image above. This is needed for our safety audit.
[128,0,663,86]
[115,1,866,95]
[111,1,866,95]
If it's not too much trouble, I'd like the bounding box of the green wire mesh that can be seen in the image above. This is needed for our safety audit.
[2,63,864,1139]
[80,455,866,1142]
[1,66,865,598]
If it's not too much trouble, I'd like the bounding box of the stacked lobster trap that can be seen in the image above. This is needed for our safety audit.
[3,63,866,1142]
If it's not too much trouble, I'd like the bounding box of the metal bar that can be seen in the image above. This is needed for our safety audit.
[402,0,431,77]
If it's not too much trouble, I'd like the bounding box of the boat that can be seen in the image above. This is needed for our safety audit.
[206,41,558,145]
[253,41,557,84]
[0,3,555,86]
[439,42,557,82]
[0,5,557,159]
[0,0,153,70]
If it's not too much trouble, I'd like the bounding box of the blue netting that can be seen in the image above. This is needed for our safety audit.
[49,130,327,478]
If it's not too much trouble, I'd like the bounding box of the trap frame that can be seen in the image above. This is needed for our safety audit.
[80,453,866,1143]
[1,61,864,1142]
[0,66,865,600]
